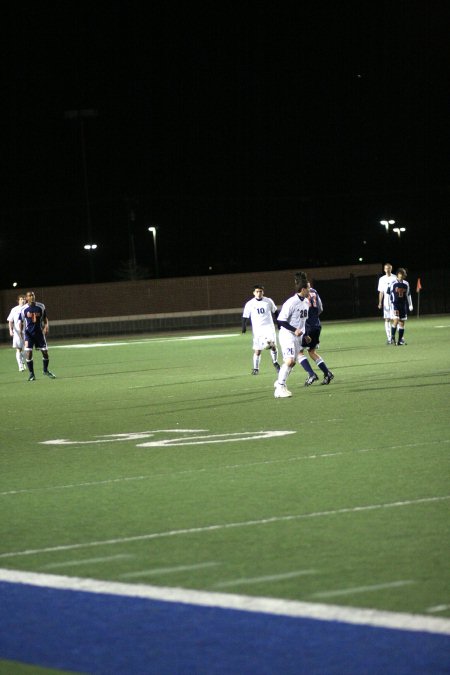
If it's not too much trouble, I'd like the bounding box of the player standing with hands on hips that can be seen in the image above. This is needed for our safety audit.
[242,285,280,375]
[19,291,56,381]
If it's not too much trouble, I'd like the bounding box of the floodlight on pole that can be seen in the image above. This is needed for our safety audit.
[393,227,406,238]
[65,109,98,282]
[380,219,395,233]
[84,244,97,250]
[148,226,159,278]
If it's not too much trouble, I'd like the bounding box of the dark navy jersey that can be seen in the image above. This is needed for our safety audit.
[20,302,47,336]
[390,280,411,310]
[306,288,323,330]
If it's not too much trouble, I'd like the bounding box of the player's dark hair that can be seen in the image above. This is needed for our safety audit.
[294,271,308,291]
[253,284,264,290]
[397,268,407,277]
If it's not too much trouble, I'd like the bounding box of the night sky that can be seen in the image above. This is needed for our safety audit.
[3,1,449,288]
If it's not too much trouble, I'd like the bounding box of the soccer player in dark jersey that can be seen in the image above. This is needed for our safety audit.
[390,268,413,345]
[19,291,56,380]
[302,283,334,384]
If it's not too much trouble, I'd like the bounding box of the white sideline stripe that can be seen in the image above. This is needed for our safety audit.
[0,495,448,560]
[41,555,133,570]
[0,568,449,636]
[312,580,415,598]
[2,439,448,497]
[214,570,318,588]
[120,562,220,579]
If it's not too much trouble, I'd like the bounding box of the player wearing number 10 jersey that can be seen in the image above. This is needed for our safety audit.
[242,285,280,375]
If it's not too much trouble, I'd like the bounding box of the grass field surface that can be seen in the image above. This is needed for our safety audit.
[0,316,449,674]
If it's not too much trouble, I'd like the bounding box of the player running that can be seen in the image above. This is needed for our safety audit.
[274,272,318,398]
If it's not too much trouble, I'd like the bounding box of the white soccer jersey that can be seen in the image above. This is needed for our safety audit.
[277,293,310,361]
[277,294,309,331]
[242,297,277,332]
[7,304,25,349]
[378,274,396,311]
[7,305,23,335]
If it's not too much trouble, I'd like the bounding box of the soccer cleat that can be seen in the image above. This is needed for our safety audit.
[274,384,292,398]
[251,368,259,375]
[322,371,334,385]
[386,339,393,345]
[43,370,56,378]
[273,362,281,372]
[397,339,407,345]
[304,373,319,387]
[28,374,36,381]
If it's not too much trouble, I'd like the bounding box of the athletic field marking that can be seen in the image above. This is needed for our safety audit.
[136,431,296,448]
[427,604,450,613]
[53,334,239,349]
[0,495,448,560]
[39,429,295,447]
[119,562,220,579]
[40,429,208,446]
[214,570,318,588]
[311,581,415,598]
[2,439,447,498]
[40,555,133,570]
[1,568,449,636]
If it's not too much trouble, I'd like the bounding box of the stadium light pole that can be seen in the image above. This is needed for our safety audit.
[148,226,159,278]
[65,109,98,282]
[83,243,98,282]
[393,227,406,238]
[380,219,395,233]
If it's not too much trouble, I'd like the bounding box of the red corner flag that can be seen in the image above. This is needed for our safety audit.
[416,278,422,293]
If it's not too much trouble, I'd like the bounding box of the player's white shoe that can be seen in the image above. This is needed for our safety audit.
[274,384,292,398]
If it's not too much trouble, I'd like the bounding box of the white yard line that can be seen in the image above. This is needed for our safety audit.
[119,562,220,579]
[1,568,449,636]
[427,605,450,613]
[0,495,448,560]
[2,439,448,498]
[214,570,318,588]
[40,554,133,570]
[311,580,415,598]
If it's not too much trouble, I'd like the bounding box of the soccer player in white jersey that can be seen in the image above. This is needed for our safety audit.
[242,285,280,375]
[274,273,318,398]
[377,262,396,344]
[7,294,26,372]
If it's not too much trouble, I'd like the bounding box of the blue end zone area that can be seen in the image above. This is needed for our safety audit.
[1,581,449,674]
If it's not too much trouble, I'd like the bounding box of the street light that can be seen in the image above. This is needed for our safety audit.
[148,226,159,278]
[393,227,406,238]
[380,219,395,233]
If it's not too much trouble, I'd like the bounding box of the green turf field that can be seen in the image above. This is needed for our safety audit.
[1,316,449,618]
